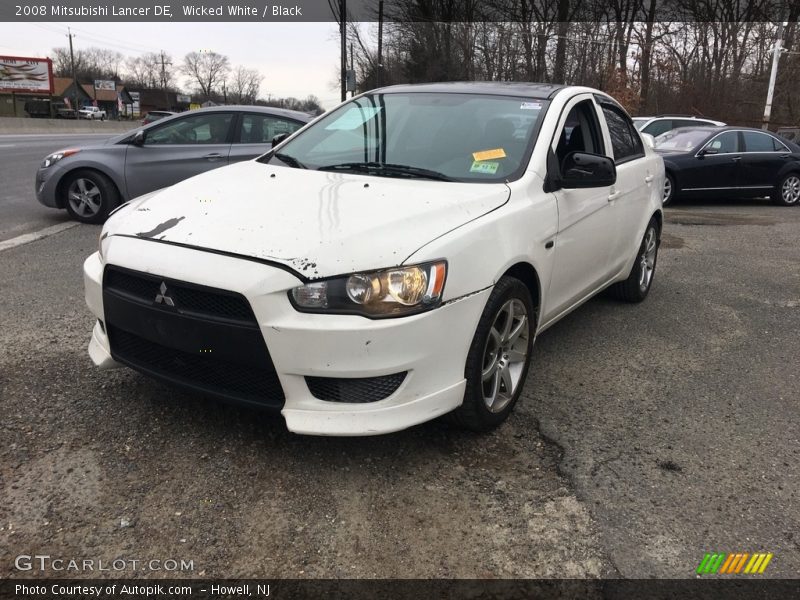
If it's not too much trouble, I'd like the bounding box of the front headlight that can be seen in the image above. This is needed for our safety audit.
[41,148,80,168]
[290,261,447,318]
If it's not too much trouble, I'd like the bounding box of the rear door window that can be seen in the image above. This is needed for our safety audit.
[600,104,645,163]
[742,131,784,152]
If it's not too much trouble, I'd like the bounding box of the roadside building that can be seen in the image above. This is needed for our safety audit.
[80,82,134,119]
[125,88,192,116]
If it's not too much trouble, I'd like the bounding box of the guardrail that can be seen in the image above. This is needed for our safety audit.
[0,116,140,135]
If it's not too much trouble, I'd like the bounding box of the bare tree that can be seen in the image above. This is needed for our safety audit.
[228,66,263,104]
[51,46,122,81]
[181,51,230,101]
[124,53,162,88]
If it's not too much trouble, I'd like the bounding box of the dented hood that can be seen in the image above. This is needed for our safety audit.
[106,160,510,278]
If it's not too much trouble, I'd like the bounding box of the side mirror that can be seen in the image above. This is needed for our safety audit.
[561,152,616,188]
[132,130,145,146]
[699,147,717,156]
[641,133,656,149]
[271,133,289,147]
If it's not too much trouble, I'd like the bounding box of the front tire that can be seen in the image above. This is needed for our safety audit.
[609,218,660,303]
[63,170,119,224]
[772,172,800,206]
[663,172,675,206]
[447,276,535,431]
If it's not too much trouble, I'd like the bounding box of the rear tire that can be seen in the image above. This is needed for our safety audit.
[772,172,800,206]
[447,276,535,432]
[63,170,119,224]
[609,218,660,303]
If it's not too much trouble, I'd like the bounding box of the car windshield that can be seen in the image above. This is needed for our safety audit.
[632,118,649,130]
[260,92,548,182]
[654,129,711,151]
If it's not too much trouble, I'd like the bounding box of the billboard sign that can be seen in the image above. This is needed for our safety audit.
[94,79,116,91]
[0,56,53,94]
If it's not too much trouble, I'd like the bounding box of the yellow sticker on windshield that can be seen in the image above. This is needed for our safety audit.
[470,161,499,174]
[472,148,506,161]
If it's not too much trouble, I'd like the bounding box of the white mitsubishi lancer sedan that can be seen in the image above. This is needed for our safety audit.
[84,82,664,436]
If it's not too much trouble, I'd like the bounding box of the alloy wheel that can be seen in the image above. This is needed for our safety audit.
[782,175,800,205]
[639,227,657,292]
[67,178,102,218]
[481,299,530,413]
[663,176,672,204]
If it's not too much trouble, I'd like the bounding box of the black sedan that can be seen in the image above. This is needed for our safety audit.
[654,126,800,206]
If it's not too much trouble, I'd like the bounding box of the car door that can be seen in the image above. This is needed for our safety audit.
[228,113,305,164]
[544,94,619,320]
[736,130,793,193]
[124,111,234,199]
[597,100,652,274]
[679,130,741,195]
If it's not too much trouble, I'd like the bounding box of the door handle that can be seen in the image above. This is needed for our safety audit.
[608,190,622,202]
[644,175,654,183]
[203,153,223,160]
[731,156,742,161]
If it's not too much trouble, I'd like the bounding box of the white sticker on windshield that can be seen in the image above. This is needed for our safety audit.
[520,102,541,110]
[325,106,383,130]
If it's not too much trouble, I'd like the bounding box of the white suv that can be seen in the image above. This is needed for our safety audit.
[633,115,725,137]
[84,83,664,436]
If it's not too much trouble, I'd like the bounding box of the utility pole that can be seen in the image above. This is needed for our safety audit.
[762,16,787,130]
[340,0,347,102]
[67,28,79,115]
[377,0,384,88]
[158,50,172,109]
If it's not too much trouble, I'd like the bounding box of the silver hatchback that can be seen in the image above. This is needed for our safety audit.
[35,106,313,223]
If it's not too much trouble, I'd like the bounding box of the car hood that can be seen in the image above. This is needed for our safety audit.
[104,160,510,279]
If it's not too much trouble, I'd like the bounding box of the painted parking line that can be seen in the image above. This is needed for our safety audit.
[0,221,79,252]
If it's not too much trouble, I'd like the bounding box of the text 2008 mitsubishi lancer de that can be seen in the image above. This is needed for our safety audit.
[84,82,664,436]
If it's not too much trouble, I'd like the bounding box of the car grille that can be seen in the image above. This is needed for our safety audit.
[103,266,284,409]
[104,266,256,325]
[305,373,407,403]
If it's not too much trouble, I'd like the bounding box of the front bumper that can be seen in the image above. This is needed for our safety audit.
[84,237,490,436]
[35,165,62,208]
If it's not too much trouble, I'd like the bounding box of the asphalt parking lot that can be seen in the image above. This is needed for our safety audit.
[0,136,798,579]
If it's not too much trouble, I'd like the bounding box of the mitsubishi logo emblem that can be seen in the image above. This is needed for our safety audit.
[154,282,175,307]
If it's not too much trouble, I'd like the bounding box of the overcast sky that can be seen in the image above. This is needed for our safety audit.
[0,22,347,108]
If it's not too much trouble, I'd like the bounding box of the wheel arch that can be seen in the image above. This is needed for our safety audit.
[55,166,122,209]
[500,262,542,329]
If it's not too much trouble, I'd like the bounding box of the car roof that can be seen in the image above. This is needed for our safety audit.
[182,105,313,121]
[370,81,566,99]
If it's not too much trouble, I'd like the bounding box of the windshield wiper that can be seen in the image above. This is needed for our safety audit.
[317,162,455,182]
[274,152,307,169]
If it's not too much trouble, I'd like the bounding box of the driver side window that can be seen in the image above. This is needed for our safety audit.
[146,113,233,145]
[705,131,739,153]
[555,100,604,169]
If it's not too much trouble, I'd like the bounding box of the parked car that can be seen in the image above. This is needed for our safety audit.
[24,99,51,118]
[83,82,664,436]
[141,110,175,125]
[654,126,800,206]
[53,103,77,119]
[36,105,312,223]
[633,115,725,137]
[79,106,107,120]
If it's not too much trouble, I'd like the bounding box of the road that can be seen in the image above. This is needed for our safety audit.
[0,134,114,242]
[0,136,798,579]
